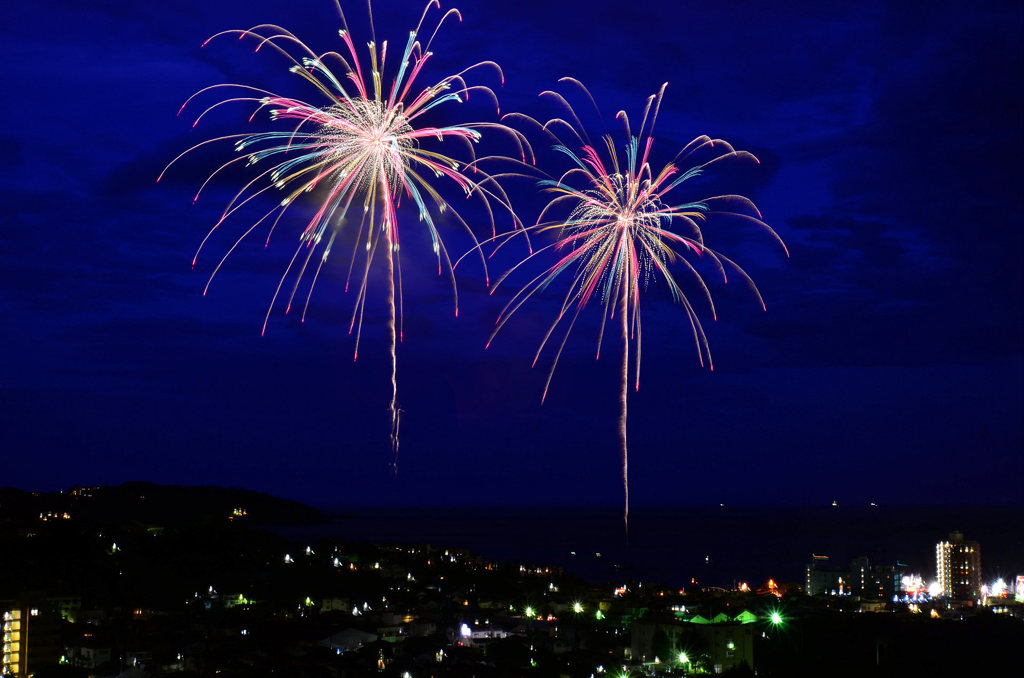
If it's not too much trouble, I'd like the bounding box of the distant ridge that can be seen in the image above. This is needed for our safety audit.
[0,481,323,528]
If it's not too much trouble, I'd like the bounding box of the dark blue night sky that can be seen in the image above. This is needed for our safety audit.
[2,0,1021,507]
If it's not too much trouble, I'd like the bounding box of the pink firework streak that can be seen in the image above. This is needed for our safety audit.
[160,1,531,472]
[490,80,788,535]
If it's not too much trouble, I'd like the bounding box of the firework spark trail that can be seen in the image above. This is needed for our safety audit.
[160,1,532,472]
[384,225,400,474]
[618,278,629,538]
[490,80,787,534]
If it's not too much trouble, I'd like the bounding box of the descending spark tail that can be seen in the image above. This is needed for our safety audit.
[619,283,630,539]
[386,233,401,476]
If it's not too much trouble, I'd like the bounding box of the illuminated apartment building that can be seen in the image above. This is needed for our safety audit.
[2,607,23,678]
[1,602,61,678]
[936,531,981,601]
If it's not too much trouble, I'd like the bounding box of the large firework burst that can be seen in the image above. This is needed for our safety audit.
[160,1,529,470]
[491,80,787,533]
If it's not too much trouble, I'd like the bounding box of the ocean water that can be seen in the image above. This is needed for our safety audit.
[281,504,1024,588]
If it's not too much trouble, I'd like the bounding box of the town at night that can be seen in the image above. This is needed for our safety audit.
[2,484,1022,676]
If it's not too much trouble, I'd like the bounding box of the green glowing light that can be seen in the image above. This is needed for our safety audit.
[679,651,689,664]
[770,611,783,625]
[573,601,584,614]
[595,609,604,620]
[525,606,535,617]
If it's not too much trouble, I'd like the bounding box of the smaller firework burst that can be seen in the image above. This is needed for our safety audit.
[491,80,787,533]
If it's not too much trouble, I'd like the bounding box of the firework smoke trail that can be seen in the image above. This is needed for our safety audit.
[490,80,787,534]
[160,1,531,471]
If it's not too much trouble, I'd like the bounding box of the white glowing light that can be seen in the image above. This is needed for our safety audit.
[991,578,1008,597]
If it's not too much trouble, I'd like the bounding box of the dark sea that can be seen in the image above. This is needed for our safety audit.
[278,505,1024,589]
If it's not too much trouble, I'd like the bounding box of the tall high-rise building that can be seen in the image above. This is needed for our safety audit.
[1,602,61,678]
[936,531,981,601]
[2,608,24,678]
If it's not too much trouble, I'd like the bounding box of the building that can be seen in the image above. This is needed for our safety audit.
[850,557,903,600]
[319,597,350,613]
[805,555,849,596]
[2,608,23,677]
[936,531,981,602]
[68,644,112,671]
[805,555,903,599]
[1,602,61,678]
[631,611,756,674]
[867,564,904,600]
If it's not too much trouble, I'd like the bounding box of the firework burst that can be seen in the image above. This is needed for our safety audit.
[490,80,787,534]
[160,1,529,471]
